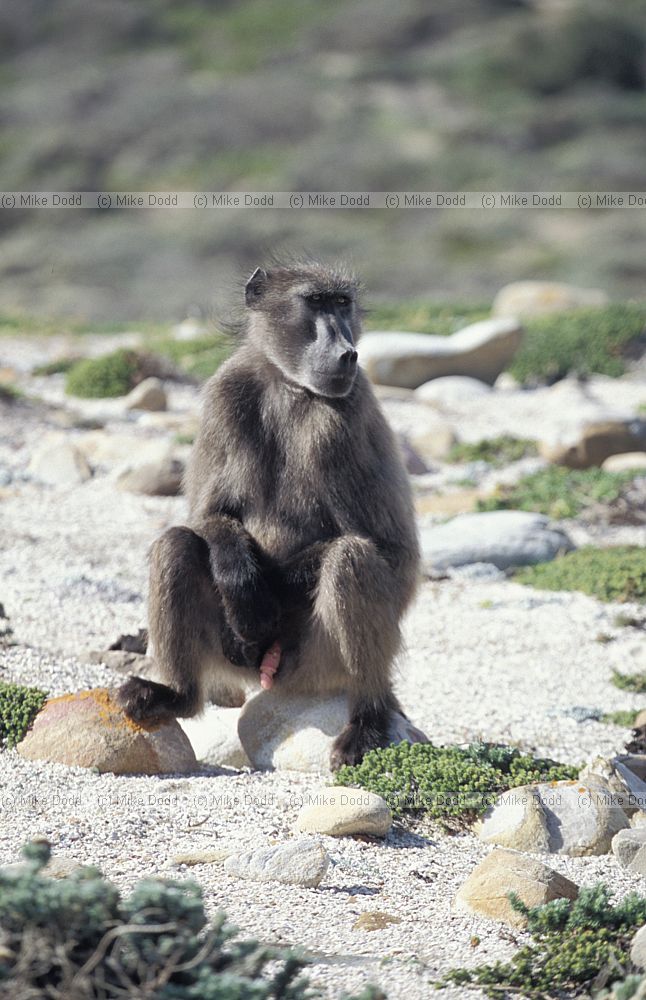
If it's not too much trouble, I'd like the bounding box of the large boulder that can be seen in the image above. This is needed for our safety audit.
[28,435,92,486]
[295,787,392,837]
[124,377,167,412]
[420,509,573,572]
[492,281,608,318]
[540,420,646,469]
[454,848,579,928]
[415,375,493,408]
[358,318,522,389]
[116,456,184,496]
[223,839,330,887]
[477,781,629,856]
[17,688,197,775]
[602,452,646,473]
[179,706,251,769]
[238,691,428,772]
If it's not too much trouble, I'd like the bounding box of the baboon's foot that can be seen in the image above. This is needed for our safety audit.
[116,676,197,724]
[329,713,392,770]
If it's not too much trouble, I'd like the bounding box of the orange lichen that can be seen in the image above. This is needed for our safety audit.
[46,688,166,734]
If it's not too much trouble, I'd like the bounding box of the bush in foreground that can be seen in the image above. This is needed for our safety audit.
[0,841,383,1000]
[516,547,646,604]
[439,884,646,998]
[447,435,537,467]
[335,741,577,821]
[0,680,47,748]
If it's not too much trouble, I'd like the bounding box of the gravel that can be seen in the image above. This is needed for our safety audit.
[1,345,646,999]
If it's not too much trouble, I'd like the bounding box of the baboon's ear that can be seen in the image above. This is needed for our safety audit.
[245,267,268,308]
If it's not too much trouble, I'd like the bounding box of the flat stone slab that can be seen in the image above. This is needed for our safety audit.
[420,509,574,571]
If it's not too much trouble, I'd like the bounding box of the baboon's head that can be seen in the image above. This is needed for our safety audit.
[245,262,361,398]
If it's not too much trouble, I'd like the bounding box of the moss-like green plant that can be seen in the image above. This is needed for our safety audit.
[612,671,646,694]
[447,436,537,467]
[66,349,141,398]
[516,547,646,603]
[477,466,638,519]
[335,741,577,820]
[0,382,24,402]
[601,709,641,727]
[508,304,646,384]
[0,840,380,999]
[32,356,81,376]
[439,884,646,998]
[0,681,47,748]
[151,332,233,380]
[365,301,488,335]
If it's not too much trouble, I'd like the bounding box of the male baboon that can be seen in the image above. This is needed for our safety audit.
[117,262,420,768]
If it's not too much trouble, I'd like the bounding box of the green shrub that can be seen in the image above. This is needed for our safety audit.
[612,671,646,694]
[508,304,646,384]
[0,681,47,748]
[66,349,141,398]
[365,301,488,335]
[516,547,646,603]
[32,356,81,376]
[439,884,646,998]
[0,841,337,999]
[335,741,577,821]
[477,466,638,519]
[601,709,641,726]
[151,332,233,380]
[447,435,537,467]
[0,382,24,402]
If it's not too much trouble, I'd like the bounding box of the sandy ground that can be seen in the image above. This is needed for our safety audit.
[1,337,646,998]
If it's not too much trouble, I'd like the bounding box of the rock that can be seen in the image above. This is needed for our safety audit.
[602,452,646,473]
[353,912,402,931]
[475,786,550,853]
[540,420,646,470]
[124,377,167,412]
[454,848,579,928]
[492,281,608,319]
[415,489,482,517]
[407,415,457,463]
[415,375,493,408]
[397,436,429,475]
[295,788,392,837]
[28,435,91,486]
[635,711,646,729]
[579,754,646,816]
[358,318,523,389]
[238,691,428,772]
[478,781,629,856]
[612,828,646,868]
[179,706,251,769]
[116,457,184,496]
[632,812,646,829]
[17,688,198,775]
[420,510,573,572]
[171,847,238,866]
[1,856,84,880]
[223,839,330,887]
[371,384,416,402]
[82,649,156,676]
[76,432,171,467]
[631,924,646,970]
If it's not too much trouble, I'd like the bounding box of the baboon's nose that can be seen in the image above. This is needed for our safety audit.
[340,349,358,366]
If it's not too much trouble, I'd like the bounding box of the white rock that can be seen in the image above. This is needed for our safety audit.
[420,509,573,572]
[295,788,392,837]
[238,691,427,772]
[492,281,608,318]
[612,828,646,869]
[631,924,646,970]
[124,377,167,412]
[28,434,91,486]
[406,412,457,462]
[224,839,330,887]
[480,781,628,856]
[476,786,550,853]
[358,318,522,389]
[602,451,646,473]
[76,432,171,467]
[415,376,493,408]
[179,707,251,769]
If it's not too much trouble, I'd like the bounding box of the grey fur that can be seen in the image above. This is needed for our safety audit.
[117,262,420,768]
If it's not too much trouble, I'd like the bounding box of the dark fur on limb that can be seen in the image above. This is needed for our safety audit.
[117,261,420,768]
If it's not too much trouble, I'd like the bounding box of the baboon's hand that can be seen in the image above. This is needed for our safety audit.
[220,573,280,649]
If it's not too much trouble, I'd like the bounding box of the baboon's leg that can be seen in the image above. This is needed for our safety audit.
[117,526,229,723]
[305,535,406,769]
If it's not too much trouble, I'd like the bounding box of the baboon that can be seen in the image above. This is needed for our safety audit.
[117,261,420,768]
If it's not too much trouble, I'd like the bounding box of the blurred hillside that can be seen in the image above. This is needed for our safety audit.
[1,0,646,321]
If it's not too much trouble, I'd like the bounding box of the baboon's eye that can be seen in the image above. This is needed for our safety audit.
[309,293,322,304]
[335,295,350,306]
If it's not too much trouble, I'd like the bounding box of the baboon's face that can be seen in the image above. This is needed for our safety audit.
[246,266,361,398]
